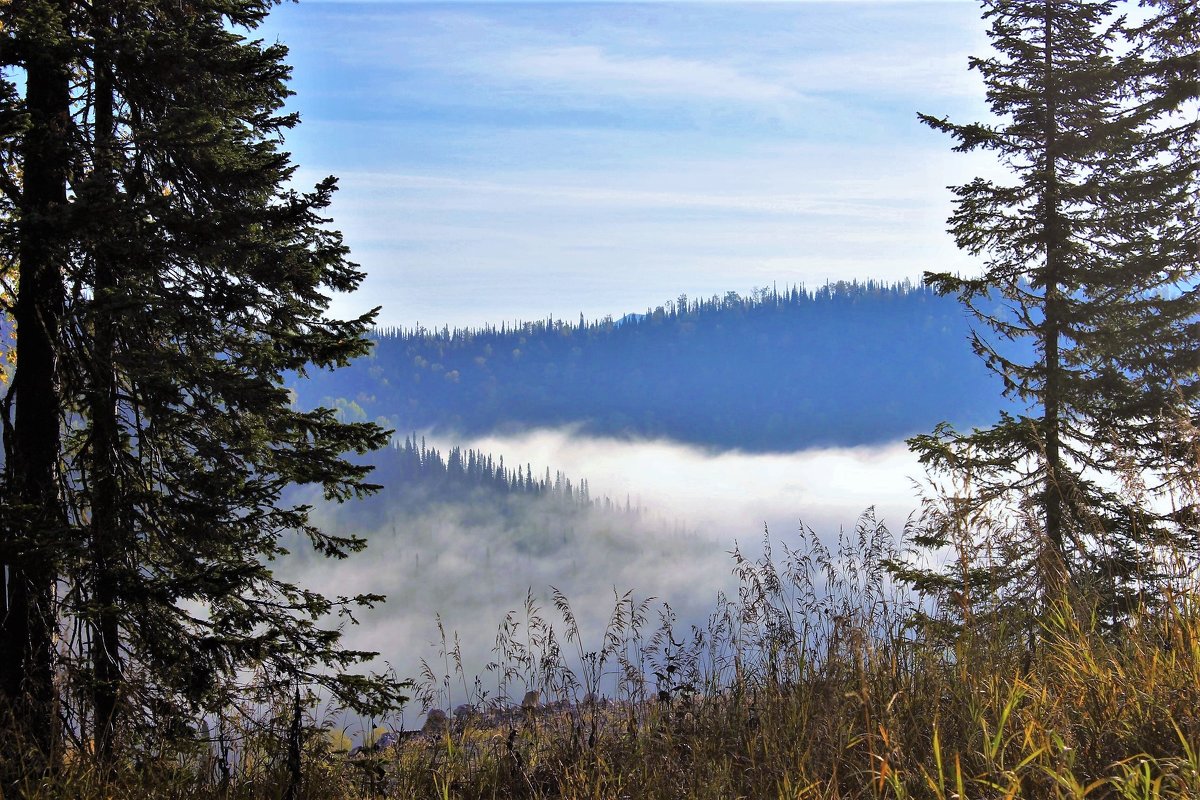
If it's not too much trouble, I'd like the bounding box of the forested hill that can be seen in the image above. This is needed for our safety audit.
[355,434,646,524]
[293,281,1018,451]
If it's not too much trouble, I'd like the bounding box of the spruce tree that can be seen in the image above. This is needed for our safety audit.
[1,0,404,767]
[0,0,72,764]
[905,0,1199,621]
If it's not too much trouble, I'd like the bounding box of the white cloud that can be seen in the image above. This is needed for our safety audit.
[305,138,1002,328]
[781,48,984,98]
[489,44,795,105]
[270,1,998,329]
[333,171,919,221]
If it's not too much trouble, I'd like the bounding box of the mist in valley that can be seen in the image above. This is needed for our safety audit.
[283,429,925,726]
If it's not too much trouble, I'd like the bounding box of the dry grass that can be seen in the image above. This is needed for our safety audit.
[6,511,1200,799]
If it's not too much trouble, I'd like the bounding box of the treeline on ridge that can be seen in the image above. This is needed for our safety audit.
[294,280,1020,451]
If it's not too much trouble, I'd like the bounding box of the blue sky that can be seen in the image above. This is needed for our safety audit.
[260,1,994,329]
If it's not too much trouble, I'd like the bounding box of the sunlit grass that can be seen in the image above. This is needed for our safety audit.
[9,510,1200,798]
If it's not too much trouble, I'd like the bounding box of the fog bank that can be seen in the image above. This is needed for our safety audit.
[462,428,920,537]
[284,429,924,724]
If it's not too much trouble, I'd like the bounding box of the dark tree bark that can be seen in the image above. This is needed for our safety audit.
[87,2,123,762]
[1,0,71,765]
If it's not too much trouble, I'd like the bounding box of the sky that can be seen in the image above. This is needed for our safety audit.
[259,0,995,330]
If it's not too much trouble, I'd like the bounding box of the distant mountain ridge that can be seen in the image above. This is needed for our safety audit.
[293,280,1018,452]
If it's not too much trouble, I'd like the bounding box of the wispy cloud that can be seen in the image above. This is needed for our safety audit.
[335,171,918,221]
[266,2,993,328]
[302,133,1004,328]
[782,48,983,99]
[485,44,795,105]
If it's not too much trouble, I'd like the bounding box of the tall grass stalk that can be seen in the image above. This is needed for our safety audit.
[7,510,1200,798]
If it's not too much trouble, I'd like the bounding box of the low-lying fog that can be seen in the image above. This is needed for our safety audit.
[463,428,920,538]
[287,429,925,726]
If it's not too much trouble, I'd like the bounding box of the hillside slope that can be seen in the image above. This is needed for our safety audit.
[293,281,1018,451]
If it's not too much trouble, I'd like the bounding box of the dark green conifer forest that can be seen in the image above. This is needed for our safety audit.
[295,281,1025,451]
[0,0,402,777]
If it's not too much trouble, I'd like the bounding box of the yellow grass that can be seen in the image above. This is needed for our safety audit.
[6,518,1200,799]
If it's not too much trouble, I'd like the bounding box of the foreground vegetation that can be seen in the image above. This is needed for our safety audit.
[9,512,1200,799]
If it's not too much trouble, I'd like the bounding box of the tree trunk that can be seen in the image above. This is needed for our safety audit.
[89,10,123,763]
[1040,0,1067,600]
[1,8,71,767]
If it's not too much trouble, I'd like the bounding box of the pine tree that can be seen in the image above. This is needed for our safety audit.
[905,0,1200,621]
[1,0,404,767]
[0,0,73,764]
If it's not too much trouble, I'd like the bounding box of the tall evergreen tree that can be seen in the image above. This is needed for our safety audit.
[1,0,404,768]
[0,0,73,764]
[905,0,1200,620]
